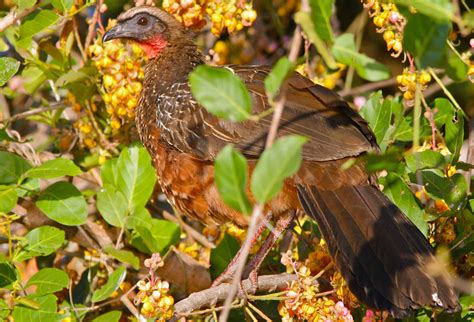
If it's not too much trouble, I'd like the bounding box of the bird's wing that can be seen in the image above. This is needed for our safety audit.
[195,65,377,161]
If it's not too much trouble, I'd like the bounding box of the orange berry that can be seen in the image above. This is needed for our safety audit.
[383,30,395,42]
[403,90,414,100]
[435,200,450,213]
[103,74,114,89]
[373,15,386,27]
[418,71,431,85]
[392,39,402,52]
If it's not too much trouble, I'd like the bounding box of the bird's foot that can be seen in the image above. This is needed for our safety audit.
[245,269,259,295]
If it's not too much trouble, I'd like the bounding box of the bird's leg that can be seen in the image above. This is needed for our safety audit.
[242,210,296,294]
[211,214,271,287]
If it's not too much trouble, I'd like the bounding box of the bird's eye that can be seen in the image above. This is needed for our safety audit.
[137,17,148,26]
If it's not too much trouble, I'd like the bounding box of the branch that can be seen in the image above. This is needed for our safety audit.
[423,75,454,98]
[173,274,297,319]
[0,5,37,32]
[218,25,303,322]
[84,0,104,58]
[338,77,398,97]
[162,211,216,249]
[3,102,67,123]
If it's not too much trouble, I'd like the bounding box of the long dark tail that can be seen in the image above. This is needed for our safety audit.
[296,183,460,318]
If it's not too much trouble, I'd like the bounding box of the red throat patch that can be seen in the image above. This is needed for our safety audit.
[136,35,168,59]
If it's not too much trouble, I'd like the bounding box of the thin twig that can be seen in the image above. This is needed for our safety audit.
[421,95,437,150]
[84,0,104,58]
[413,83,422,149]
[3,103,68,123]
[0,5,38,32]
[178,300,244,318]
[173,274,298,318]
[247,301,272,322]
[162,211,216,249]
[338,77,398,97]
[428,68,465,118]
[72,17,86,61]
[218,26,303,322]
[344,13,367,92]
[423,75,455,98]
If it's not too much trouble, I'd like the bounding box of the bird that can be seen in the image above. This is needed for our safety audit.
[103,5,460,318]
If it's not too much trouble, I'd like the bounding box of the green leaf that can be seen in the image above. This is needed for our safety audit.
[56,70,89,87]
[92,266,126,302]
[51,0,75,12]
[360,92,391,148]
[26,268,69,295]
[36,182,88,226]
[421,170,467,209]
[92,311,122,322]
[332,33,390,81]
[14,0,37,11]
[214,145,252,215]
[264,57,294,99]
[294,11,338,69]
[403,13,450,68]
[363,149,405,174]
[12,294,58,321]
[380,173,428,236]
[189,65,252,121]
[210,234,240,279]
[0,186,18,213]
[394,0,453,22]
[21,66,47,94]
[136,219,180,254]
[116,145,157,212]
[0,262,18,288]
[446,51,469,82]
[15,226,65,261]
[251,135,307,203]
[25,158,82,179]
[0,57,20,86]
[434,98,454,127]
[309,0,334,41]
[0,151,32,185]
[100,158,118,187]
[0,299,9,319]
[17,10,60,48]
[126,207,152,230]
[103,245,140,270]
[393,116,414,142]
[405,150,446,172]
[445,109,464,162]
[97,185,128,228]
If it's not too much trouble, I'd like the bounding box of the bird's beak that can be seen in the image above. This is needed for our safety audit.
[102,23,133,42]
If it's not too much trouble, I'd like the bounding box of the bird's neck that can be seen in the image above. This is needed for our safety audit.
[136,41,204,147]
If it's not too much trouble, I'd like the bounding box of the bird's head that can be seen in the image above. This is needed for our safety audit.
[102,6,186,59]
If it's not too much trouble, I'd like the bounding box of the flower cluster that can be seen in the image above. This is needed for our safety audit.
[163,0,257,36]
[300,62,346,90]
[434,217,457,245]
[331,271,359,309]
[362,0,405,57]
[74,117,98,149]
[396,68,431,105]
[162,0,207,30]
[177,240,211,265]
[135,254,174,320]
[88,22,145,132]
[279,251,354,321]
[136,279,174,320]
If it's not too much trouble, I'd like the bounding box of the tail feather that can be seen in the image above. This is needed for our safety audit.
[297,184,460,318]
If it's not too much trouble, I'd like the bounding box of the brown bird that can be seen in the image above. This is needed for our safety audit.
[103,6,460,318]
